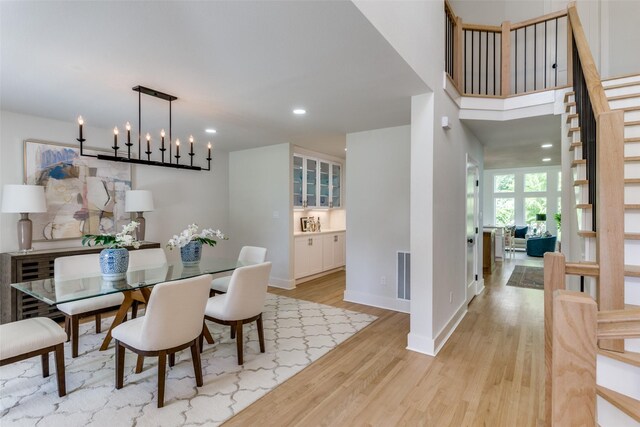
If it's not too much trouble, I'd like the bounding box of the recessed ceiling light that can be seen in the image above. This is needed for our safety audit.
[293,109,306,115]
[344,148,347,151]
[542,158,551,162]
[205,128,217,134]
[541,143,553,148]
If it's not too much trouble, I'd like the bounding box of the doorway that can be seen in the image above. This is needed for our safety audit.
[466,157,480,304]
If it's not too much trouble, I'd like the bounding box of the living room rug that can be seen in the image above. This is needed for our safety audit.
[506,265,545,290]
[0,294,377,427]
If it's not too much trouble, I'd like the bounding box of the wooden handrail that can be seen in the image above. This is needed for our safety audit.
[567,5,610,115]
[565,262,599,277]
[511,9,567,30]
[444,0,456,21]
[461,23,501,33]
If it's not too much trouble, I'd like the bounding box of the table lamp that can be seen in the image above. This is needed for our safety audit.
[125,190,154,241]
[1,184,47,251]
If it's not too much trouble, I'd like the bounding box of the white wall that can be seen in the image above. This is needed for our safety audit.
[354,1,484,355]
[483,165,562,234]
[0,110,232,262]
[228,143,292,289]
[344,125,411,313]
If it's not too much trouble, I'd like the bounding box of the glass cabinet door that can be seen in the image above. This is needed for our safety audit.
[305,158,317,207]
[293,155,303,207]
[319,161,330,207]
[331,163,341,208]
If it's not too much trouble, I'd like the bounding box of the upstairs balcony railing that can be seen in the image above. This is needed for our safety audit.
[445,0,569,97]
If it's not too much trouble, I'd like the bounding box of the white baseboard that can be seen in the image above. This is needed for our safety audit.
[343,289,410,313]
[268,276,296,290]
[476,279,485,295]
[407,332,436,356]
[433,302,467,355]
[406,301,468,357]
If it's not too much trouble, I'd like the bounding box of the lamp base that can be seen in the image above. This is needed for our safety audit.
[135,212,146,241]
[17,213,33,251]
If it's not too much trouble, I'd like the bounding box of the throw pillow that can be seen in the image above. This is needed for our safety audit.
[514,226,528,239]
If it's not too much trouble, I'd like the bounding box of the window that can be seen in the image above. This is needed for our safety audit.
[524,197,547,223]
[524,173,547,192]
[557,171,562,192]
[494,174,514,192]
[495,198,515,226]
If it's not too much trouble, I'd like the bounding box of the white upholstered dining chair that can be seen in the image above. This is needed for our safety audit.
[204,262,272,365]
[55,253,124,358]
[210,246,267,294]
[112,274,212,408]
[55,248,168,357]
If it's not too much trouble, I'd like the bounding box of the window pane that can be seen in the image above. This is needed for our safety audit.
[524,173,547,192]
[525,197,547,223]
[494,174,515,192]
[495,198,515,227]
[557,171,562,192]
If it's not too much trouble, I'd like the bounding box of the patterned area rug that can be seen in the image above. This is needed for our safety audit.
[0,294,377,426]
[506,265,545,290]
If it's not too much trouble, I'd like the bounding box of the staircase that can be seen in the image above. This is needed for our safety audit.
[547,4,640,425]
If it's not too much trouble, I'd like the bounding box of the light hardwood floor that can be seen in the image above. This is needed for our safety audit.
[225,255,546,426]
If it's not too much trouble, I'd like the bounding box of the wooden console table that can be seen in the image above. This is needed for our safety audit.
[0,242,160,324]
[483,229,496,276]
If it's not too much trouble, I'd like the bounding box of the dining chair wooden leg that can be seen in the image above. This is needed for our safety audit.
[257,313,265,353]
[190,340,203,387]
[169,353,175,367]
[135,355,144,374]
[64,316,71,342]
[54,343,66,397]
[71,315,80,358]
[131,301,138,319]
[41,352,49,377]
[230,324,236,339]
[235,320,243,365]
[115,341,125,390]
[157,351,167,408]
[198,332,204,354]
[202,323,214,345]
[95,314,102,333]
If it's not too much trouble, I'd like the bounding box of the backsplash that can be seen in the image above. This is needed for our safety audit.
[293,209,345,232]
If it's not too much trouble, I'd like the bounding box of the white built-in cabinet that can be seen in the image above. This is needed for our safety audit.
[293,154,341,209]
[294,231,345,279]
[294,235,324,279]
[322,232,345,270]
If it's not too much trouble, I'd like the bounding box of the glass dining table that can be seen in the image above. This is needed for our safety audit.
[11,257,246,352]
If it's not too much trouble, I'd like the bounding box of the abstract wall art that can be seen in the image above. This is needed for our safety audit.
[24,140,132,241]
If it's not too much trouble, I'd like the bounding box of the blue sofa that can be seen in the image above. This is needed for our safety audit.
[526,235,557,257]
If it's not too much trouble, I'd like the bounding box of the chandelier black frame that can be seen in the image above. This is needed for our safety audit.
[77,85,212,171]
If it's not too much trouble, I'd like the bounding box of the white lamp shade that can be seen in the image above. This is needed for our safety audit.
[125,190,154,213]
[1,185,47,213]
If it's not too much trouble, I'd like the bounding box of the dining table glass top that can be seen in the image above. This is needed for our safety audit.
[11,257,245,306]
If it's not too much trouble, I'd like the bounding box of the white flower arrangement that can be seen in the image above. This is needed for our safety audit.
[167,224,226,250]
[82,221,141,249]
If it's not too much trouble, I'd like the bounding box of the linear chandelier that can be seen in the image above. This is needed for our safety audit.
[76,85,212,171]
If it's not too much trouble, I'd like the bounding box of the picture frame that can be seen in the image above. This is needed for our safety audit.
[23,139,132,242]
[300,217,310,232]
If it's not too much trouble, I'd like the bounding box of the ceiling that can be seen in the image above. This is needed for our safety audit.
[0,1,427,159]
[463,115,562,169]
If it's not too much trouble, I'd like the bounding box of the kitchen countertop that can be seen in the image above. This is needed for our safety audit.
[293,228,346,237]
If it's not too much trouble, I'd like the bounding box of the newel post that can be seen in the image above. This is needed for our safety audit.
[551,290,597,426]
[544,252,566,427]
[500,21,511,96]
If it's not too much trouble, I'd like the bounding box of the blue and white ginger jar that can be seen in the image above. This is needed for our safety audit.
[99,248,129,280]
[180,241,202,266]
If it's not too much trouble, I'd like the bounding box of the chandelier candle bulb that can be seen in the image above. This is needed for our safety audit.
[175,139,180,164]
[113,126,119,156]
[77,116,84,140]
[207,142,212,159]
[145,133,151,160]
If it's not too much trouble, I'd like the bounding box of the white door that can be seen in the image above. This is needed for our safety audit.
[466,163,479,304]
